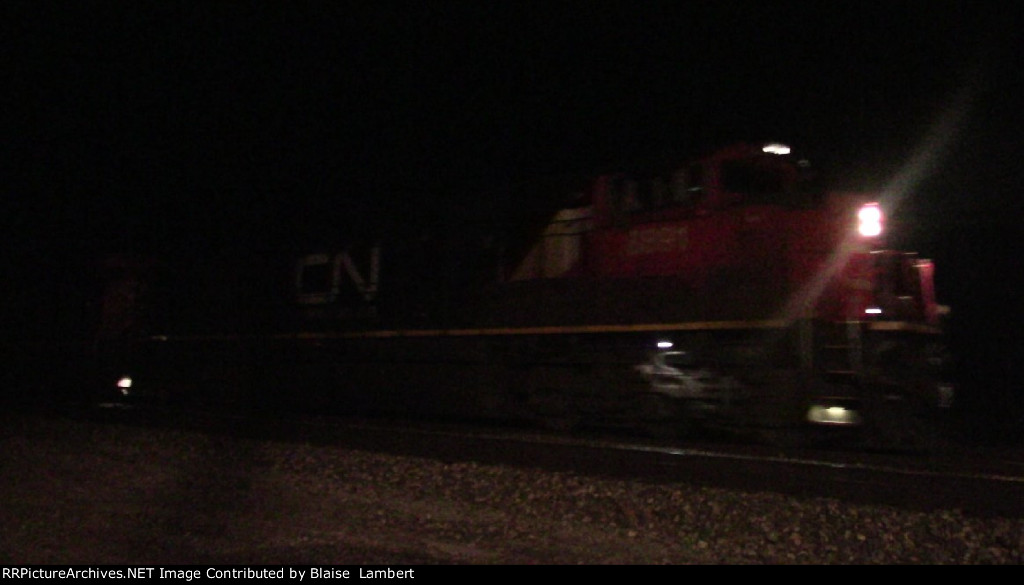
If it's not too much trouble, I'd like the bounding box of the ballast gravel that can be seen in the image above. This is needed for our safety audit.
[1,412,1021,565]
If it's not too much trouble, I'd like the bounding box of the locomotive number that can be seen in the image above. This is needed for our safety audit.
[625,225,688,256]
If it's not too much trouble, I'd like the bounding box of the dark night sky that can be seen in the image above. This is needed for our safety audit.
[4,3,1023,416]
[8,4,1017,250]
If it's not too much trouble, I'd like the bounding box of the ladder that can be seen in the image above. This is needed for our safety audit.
[818,320,864,384]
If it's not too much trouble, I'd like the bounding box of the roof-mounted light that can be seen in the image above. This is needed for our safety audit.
[116,376,133,396]
[762,143,791,155]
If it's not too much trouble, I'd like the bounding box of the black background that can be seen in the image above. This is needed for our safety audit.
[5,3,1022,439]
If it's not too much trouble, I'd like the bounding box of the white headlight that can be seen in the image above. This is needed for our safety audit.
[807,404,863,426]
[857,203,883,237]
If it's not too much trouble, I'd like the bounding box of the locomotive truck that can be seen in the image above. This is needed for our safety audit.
[94,142,954,448]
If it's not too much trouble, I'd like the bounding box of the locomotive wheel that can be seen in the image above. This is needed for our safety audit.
[540,414,583,432]
[855,391,942,454]
[862,340,949,454]
[521,386,582,432]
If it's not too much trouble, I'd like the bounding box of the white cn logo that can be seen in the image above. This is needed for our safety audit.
[296,245,380,305]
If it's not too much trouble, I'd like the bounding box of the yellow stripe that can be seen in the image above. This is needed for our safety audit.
[147,319,943,342]
[148,319,790,342]
[867,321,944,335]
[334,320,790,338]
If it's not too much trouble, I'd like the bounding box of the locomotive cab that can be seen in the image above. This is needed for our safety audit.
[507,142,952,442]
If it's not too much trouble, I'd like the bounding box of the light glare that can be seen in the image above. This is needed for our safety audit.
[859,222,883,237]
[858,204,882,223]
[857,203,883,237]
[657,341,674,349]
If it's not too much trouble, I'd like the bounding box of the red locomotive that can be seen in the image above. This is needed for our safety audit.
[95,142,954,448]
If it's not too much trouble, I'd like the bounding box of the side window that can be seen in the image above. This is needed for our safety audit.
[669,165,702,207]
[650,176,669,208]
[610,166,703,215]
[614,174,663,214]
[720,157,788,196]
[619,176,642,212]
[609,175,638,214]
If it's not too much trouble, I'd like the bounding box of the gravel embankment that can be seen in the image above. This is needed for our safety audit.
[1,412,1022,564]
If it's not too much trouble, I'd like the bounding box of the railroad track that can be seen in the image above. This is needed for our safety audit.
[86,402,1024,518]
